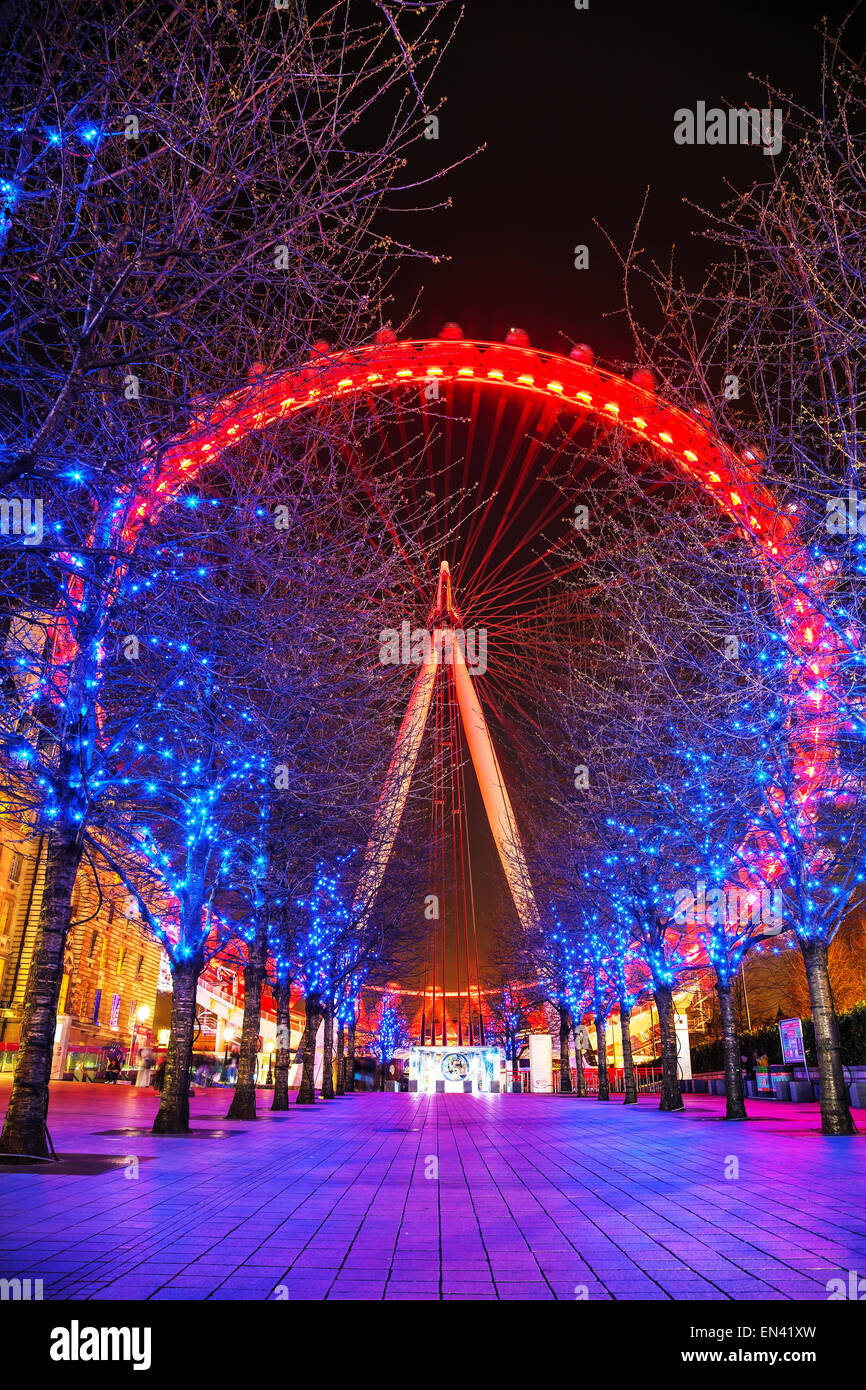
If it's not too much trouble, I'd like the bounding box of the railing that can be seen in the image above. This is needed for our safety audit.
[553,1065,664,1094]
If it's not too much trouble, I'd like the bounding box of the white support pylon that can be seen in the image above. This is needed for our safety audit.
[352,562,539,936]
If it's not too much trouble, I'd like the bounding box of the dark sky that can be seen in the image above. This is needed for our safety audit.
[393,0,861,362]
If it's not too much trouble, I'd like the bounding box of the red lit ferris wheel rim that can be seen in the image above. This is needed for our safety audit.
[146,336,792,558]
[123,332,836,842]
[140,332,837,786]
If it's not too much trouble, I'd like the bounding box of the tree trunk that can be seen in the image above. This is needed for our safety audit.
[654,984,684,1112]
[153,957,200,1134]
[511,1034,520,1088]
[595,1014,610,1101]
[227,935,266,1120]
[321,1002,335,1099]
[271,976,292,1111]
[292,1022,308,1066]
[296,995,321,1105]
[800,937,856,1136]
[0,830,82,1162]
[335,1021,345,1095]
[620,1004,638,1105]
[575,1036,586,1097]
[559,1006,572,1093]
[344,1019,356,1092]
[716,978,748,1121]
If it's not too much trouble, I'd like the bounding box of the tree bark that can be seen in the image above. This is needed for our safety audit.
[595,1014,610,1101]
[800,937,856,1135]
[335,1020,345,1095]
[152,957,200,1134]
[296,994,321,1105]
[227,934,267,1120]
[0,830,82,1162]
[620,1004,638,1105]
[292,1022,308,1066]
[345,1019,356,1092]
[654,985,684,1112]
[559,1006,572,1093]
[716,978,748,1120]
[321,1002,335,1099]
[271,976,292,1111]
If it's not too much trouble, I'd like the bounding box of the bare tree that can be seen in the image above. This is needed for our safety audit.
[616,22,865,1134]
[0,0,460,1159]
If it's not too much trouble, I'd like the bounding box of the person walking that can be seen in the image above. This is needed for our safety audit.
[135,1045,154,1088]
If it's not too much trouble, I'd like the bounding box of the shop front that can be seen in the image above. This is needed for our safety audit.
[408,1045,502,1094]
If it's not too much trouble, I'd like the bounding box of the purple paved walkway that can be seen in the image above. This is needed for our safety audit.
[1,1081,864,1300]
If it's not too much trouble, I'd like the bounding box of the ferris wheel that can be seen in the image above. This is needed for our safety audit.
[133,324,838,1045]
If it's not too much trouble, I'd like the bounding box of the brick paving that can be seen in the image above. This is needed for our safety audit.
[0,1080,864,1301]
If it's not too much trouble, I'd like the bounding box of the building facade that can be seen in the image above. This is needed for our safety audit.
[0,821,164,1076]
[0,820,308,1083]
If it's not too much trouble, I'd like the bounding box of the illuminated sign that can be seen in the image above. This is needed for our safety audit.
[779,1017,806,1065]
[441,1052,470,1081]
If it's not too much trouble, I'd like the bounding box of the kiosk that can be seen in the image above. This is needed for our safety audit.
[408,1045,503,1094]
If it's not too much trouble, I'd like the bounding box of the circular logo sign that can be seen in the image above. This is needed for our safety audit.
[441,1052,470,1081]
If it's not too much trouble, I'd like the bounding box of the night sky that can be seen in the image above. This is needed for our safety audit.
[392,0,861,361]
